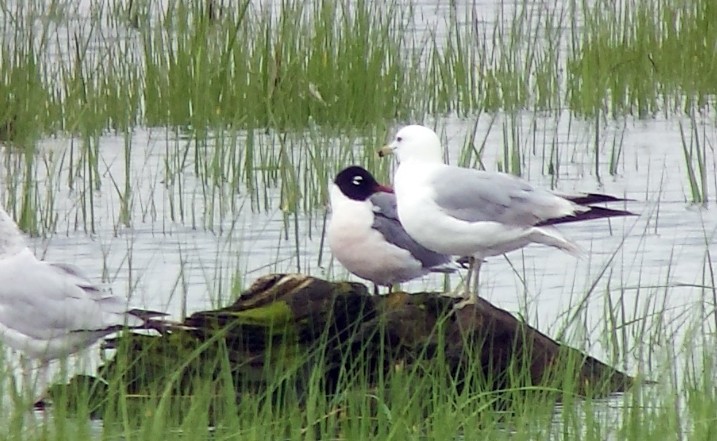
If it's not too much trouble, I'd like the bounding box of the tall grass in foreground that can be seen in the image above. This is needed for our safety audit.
[0,303,715,440]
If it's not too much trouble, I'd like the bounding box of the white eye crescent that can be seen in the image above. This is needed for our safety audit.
[352,176,363,186]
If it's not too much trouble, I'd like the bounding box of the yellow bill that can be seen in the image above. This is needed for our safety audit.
[377,145,393,158]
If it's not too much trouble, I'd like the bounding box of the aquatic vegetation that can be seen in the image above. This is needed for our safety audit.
[0,0,714,439]
[1,0,715,141]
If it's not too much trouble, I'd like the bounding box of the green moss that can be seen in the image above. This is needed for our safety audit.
[231,300,294,328]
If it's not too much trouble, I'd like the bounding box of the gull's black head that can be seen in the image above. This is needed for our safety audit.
[333,166,393,201]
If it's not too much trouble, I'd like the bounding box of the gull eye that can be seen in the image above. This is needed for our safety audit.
[396,136,403,142]
[352,176,363,186]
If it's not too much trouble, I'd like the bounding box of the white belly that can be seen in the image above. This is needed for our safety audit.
[394,165,536,259]
[327,209,425,286]
[0,322,104,361]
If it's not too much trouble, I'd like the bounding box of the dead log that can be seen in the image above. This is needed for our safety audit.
[48,273,636,417]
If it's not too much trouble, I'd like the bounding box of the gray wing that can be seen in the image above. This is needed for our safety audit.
[49,262,102,293]
[429,166,566,226]
[0,252,143,341]
[48,263,167,326]
[368,192,452,269]
[49,261,131,307]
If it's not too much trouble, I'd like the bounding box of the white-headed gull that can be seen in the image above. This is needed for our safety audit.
[0,206,165,403]
[328,166,457,294]
[378,125,634,305]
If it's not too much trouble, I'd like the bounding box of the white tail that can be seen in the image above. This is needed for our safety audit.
[528,226,583,256]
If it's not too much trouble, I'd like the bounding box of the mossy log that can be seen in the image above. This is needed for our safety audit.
[49,273,636,417]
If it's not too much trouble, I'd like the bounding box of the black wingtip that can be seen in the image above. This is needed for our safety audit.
[428,266,457,274]
[127,308,169,320]
[538,206,636,227]
[128,309,188,335]
[564,193,635,205]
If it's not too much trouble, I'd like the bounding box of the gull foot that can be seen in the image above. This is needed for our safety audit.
[453,295,480,310]
[440,289,465,299]
[33,398,50,410]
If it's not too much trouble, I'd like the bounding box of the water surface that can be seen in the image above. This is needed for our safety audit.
[0,0,715,434]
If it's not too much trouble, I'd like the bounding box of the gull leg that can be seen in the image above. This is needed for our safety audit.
[19,355,49,409]
[20,354,33,400]
[463,257,475,299]
[440,257,473,299]
[33,361,50,407]
[455,258,482,309]
[471,258,483,301]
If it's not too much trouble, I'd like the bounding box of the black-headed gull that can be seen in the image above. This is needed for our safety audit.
[328,166,456,294]
[378,125,635,305]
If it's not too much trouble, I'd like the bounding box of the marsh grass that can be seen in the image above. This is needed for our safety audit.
[2,0,714,142]
[0,0,715,439]
[138,0,420,131]
[679,115,711,205]
[567,0,717,118]
[0,293,714,441]
[0,306,624,440]
[1,0,715,232]
[0,0,421,144]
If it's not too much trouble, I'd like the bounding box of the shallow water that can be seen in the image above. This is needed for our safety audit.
[0,0,716,435]
[17,112,716,365]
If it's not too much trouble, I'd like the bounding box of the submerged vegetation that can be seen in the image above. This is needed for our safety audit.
[0,0,715,439]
